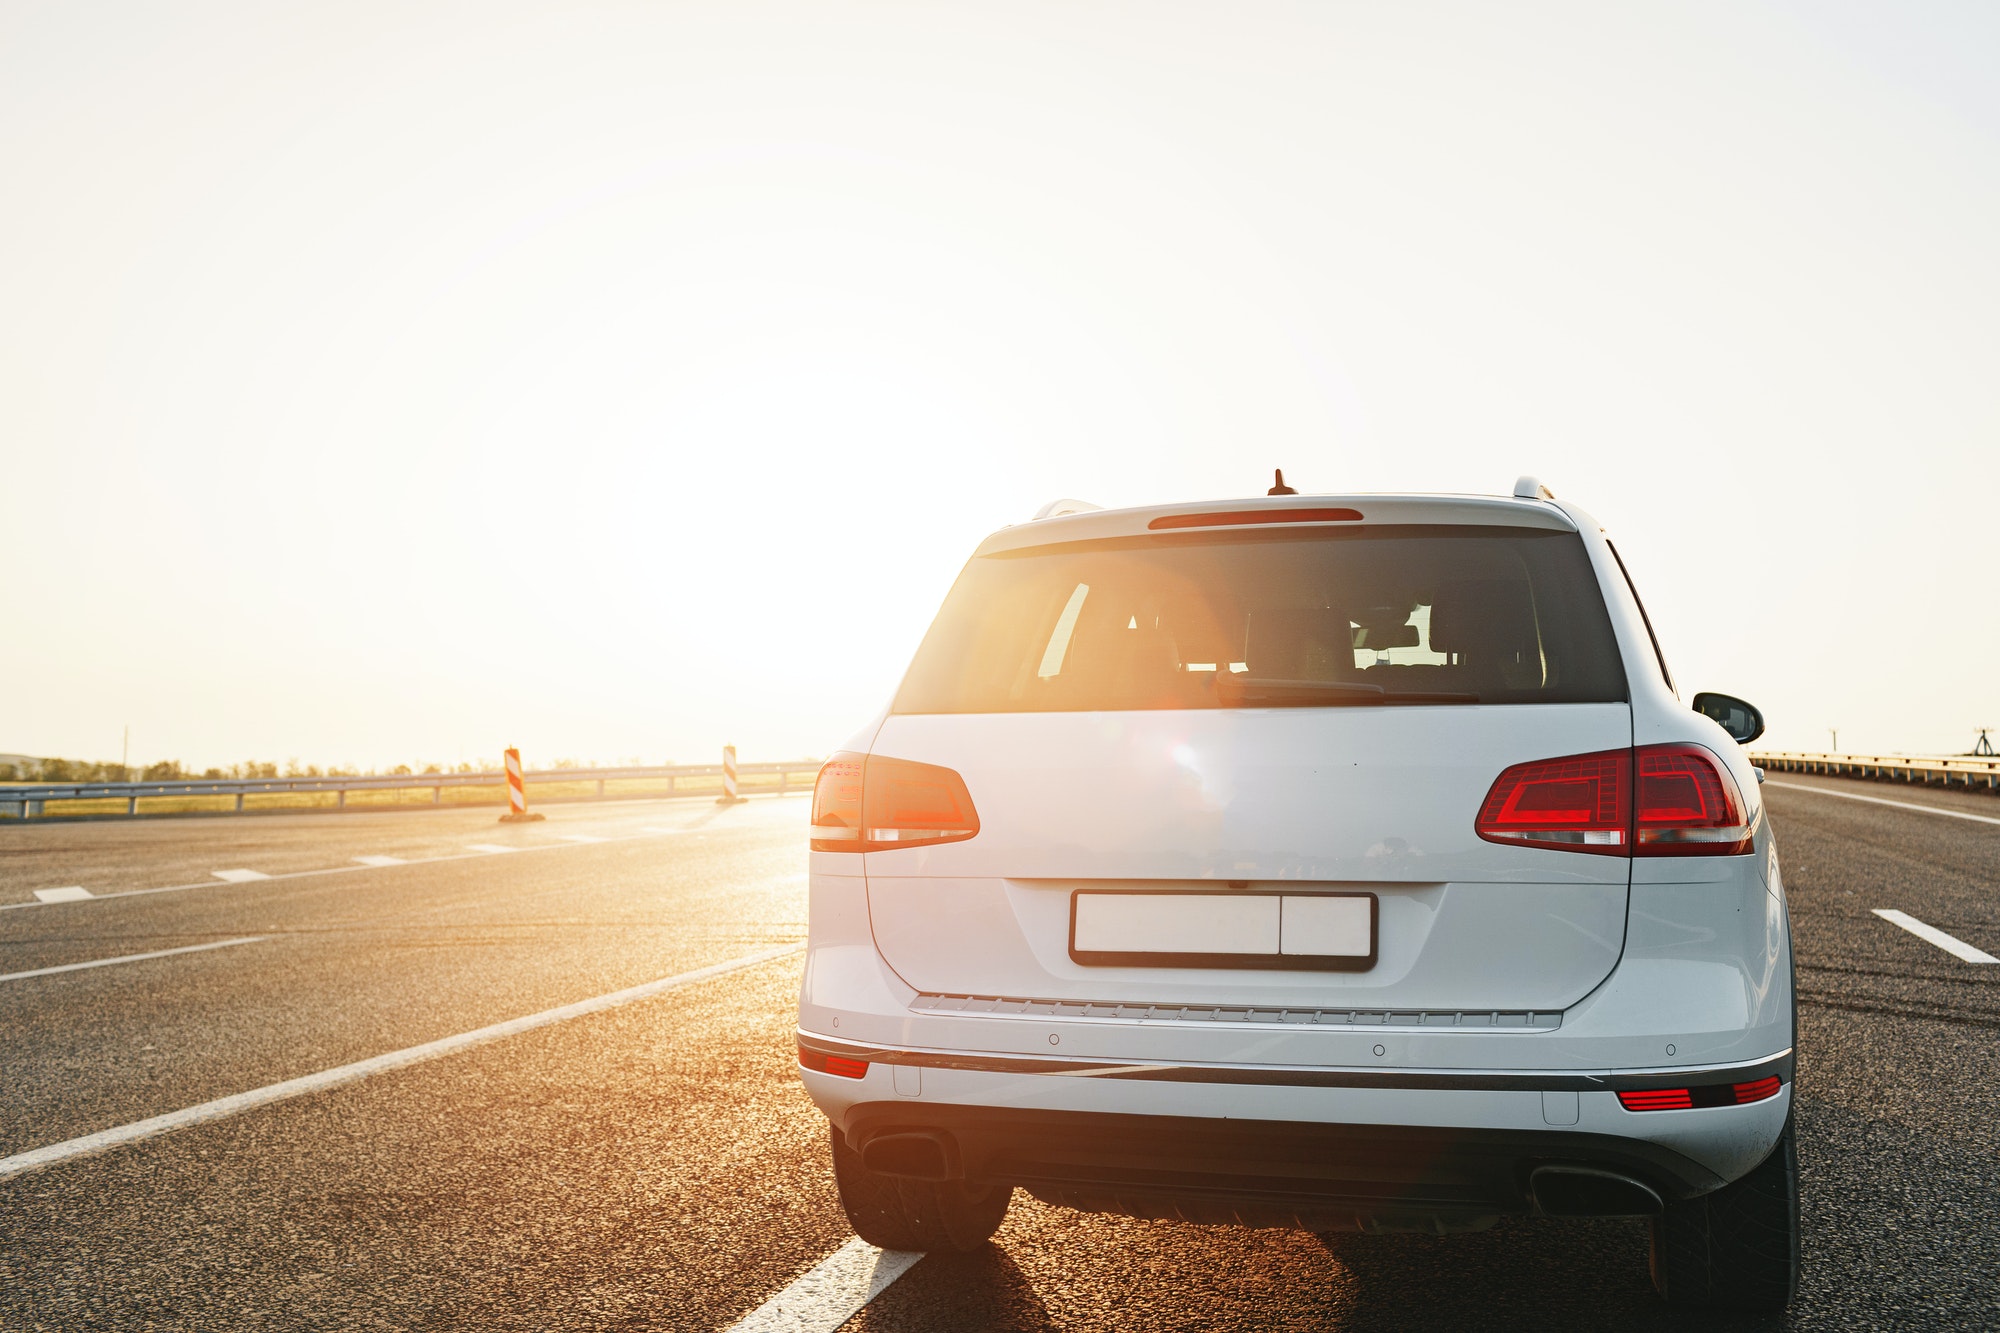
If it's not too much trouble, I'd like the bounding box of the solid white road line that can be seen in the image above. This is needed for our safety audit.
[465,843,520,854]
[0,937,265,984]
[32,887,93,904]
[1872,909,1999,964]
[0,942,802,1184]
[352,855,405,867]
[727,1238,924,1333]
[211,869,270,883]
[557,834,606,844]
[1767,780,2000,827]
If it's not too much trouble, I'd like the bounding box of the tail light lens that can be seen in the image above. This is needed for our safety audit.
[798,1044,869,1079]
[1476,744,1752,858]
[810,752,980,853]
[1635,744,1753,856]
[1617,1075,1784,1111]
[1474,749,1630,855]
[810,755,865,850]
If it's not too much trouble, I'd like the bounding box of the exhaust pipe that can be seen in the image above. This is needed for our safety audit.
[1529,1166,1663,1217]
[859,1130,962,1182]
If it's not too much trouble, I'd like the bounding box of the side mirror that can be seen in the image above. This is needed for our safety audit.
[1693,692,1764,745]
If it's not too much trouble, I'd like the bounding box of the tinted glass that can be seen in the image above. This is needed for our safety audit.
[894,526,1626,713]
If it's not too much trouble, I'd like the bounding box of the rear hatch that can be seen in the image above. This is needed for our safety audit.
[860,502,1633,1014]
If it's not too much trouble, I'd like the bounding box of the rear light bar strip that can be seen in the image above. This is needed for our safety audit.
[1147,507,1363,530]
[1617,1076,1784,1112]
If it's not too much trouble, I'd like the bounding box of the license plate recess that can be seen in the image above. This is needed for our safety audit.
[1069,889,1378,971]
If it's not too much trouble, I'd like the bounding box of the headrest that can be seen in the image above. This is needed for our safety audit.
[1352,605,1420,650]
[1245,607,1351,678]
[1427,580,1538,658]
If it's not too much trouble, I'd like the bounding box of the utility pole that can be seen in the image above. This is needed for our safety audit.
[122,725,129,775]
[1829,728,1839,754]
[1977,729,1995,758]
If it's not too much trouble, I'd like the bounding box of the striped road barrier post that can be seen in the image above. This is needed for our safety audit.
[498,747,545,823]
[718,745,744,804]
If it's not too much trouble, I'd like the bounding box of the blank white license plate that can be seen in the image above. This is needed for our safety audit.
[1069,891,1377,971]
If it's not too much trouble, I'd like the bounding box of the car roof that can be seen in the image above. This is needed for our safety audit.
[975,493,1580,557]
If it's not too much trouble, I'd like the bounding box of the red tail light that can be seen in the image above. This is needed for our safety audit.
[1618,1076,1784,1111]
[798,1044,869,1079]
[1476,744,1752,858]
[1474,749,1630,855]
[1635,744,1753,856]
[810,752,980,853]
[810,755,865,850]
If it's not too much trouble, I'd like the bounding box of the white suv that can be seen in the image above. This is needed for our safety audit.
[796,480,1797,1312]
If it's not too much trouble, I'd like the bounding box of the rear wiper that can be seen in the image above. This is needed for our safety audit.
[1214,677,1479,706]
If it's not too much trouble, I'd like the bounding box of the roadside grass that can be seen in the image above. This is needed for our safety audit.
[0,772,799,820]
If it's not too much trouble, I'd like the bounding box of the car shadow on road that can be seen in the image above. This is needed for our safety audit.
[845,1245,1059,1332]
[1316,1219,1788,1332]
[842,1218,1792,1332]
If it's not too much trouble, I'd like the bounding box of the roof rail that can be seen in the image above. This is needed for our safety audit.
[1513,476,1557,501]
[1032,498,1102,520]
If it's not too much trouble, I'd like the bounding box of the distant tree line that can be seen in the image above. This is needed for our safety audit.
[0,758,503,783]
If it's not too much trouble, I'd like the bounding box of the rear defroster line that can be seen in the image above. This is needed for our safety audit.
[0,943,803,1183]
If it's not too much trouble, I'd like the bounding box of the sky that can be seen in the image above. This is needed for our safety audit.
[4,1,1997,771]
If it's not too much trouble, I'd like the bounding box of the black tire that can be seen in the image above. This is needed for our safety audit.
[829,1125,1012,1252]
[1650,1115,1801,1312]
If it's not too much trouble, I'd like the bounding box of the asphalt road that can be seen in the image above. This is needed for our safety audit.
[0,776,1995,1330]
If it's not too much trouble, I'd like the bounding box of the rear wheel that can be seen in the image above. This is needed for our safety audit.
[829,1126,1013,1252]
[1650,1116,1800,1311]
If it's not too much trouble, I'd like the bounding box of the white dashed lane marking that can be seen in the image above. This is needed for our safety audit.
[210,869,269,883]
[0,943,802,1183]
[32,887,93,904]
[556,834,606,844]
[0,804,791,913]
[1873,909,1999,964]
[0,937,265,985]
[727,1238,923,1333]
[351,855,405,867]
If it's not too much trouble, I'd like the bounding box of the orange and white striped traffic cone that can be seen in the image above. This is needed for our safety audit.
[498,746,545,822]
[717,744,745,804]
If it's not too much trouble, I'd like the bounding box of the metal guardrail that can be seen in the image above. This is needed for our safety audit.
[0,760,824,820]
[1753,752,2000,790]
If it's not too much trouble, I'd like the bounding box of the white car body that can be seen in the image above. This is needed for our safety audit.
[796,490,1792,1234]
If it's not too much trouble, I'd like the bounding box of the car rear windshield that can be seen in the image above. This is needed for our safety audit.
[893,525,1627,713]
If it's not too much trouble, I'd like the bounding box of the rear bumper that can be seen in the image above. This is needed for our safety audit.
[827,1101,1754,1231]
[797,1030,1794,1219]
[799,865,1798,1222]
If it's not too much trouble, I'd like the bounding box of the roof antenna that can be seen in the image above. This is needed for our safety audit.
[1268,468,1297,496]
